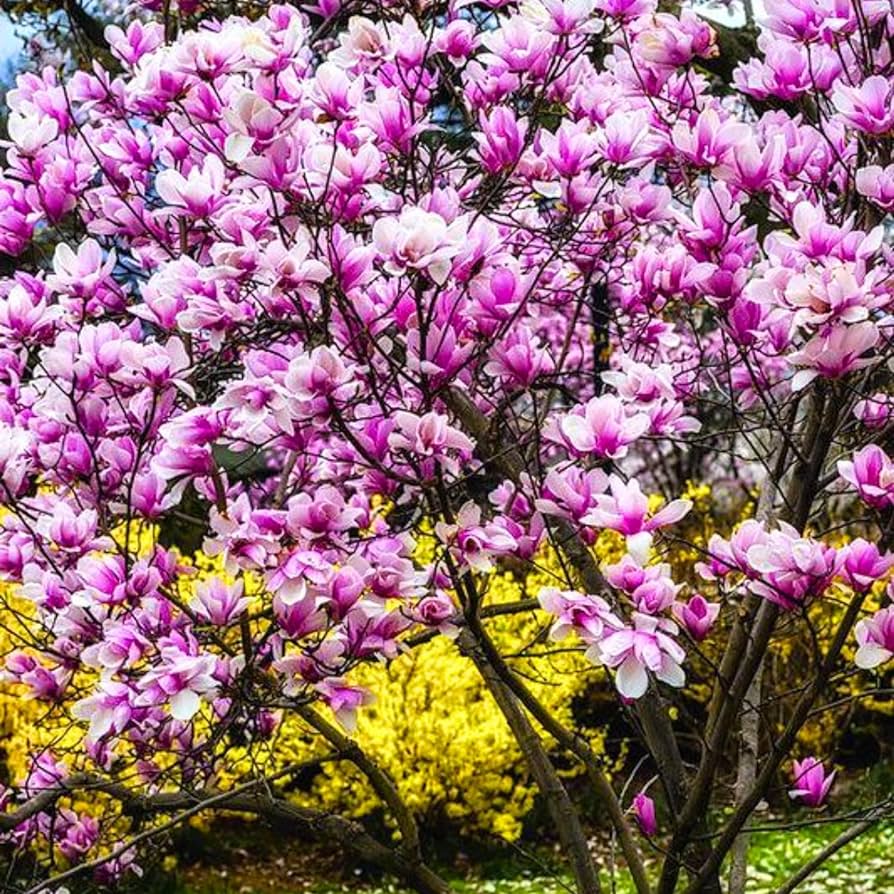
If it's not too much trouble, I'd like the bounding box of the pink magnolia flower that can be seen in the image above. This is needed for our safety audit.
[155,155,226,217]
[788,323,879,391]
[672,594,720,641]
[105,21,164,66]
[190,578,251,626]
[0,426,34,497]
[591,612,686,699]
[604,557,680,614]
[388,411,474,474]
[484,326,554,388]
[838,445,894,510]
[435,501,519,572]
[838,539,894,592]
[135,641,218,721]
[781,262,886,328]
[631,791,657,836]
[469,265,528,333]
[854,605,894,669]
[316,678,374,731]
[832,76,894,135]
[854,392,894,429]
[372,206,467,284]
[286,486,366,542]
[434,19,478,64]
[49,237,116,296]
[789,757,835,808]
[284,345,358,419]
[596,0,653,18]
[268,548,333,609]
[72,676,135,741]
[57,810,100,861]
[4,652,69,701]
[0,178,36,254]
[480,14,554,75]
[746,523,839,609]
[539,119,600,179]
[82,623,149,671]
[671,108,747,168]
[4,109,57,154]
[0,283,61,343]
[475,106,528,173]
[93,845,143,885]
[413,591,458,637]
[584,475,692,561]
[856,164,894,211]
[538,587,622,644]
[406,319,474,385]
[546,396,650,460]
[536,467,610,529]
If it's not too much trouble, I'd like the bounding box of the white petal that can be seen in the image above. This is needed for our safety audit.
[615,657,648,699]
[428,258,451,285]
[170,689,201,721]
[855,642,891,669]
[656,659,686,689]
[626,532,653,565]
[225,133,254,163]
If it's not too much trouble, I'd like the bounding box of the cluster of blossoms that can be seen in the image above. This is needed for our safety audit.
[0,0,892,878]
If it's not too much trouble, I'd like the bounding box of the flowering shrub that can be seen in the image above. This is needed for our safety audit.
[1,2,894,894]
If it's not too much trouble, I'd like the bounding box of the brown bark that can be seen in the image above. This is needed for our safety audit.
[457,628,603,894]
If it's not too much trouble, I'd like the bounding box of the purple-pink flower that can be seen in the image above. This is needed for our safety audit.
[854,606,894,670]
[631,791,657,836]
[672,594,720,641]
[789,757,835,808]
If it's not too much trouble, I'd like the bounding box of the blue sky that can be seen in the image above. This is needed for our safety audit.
[0,15,23,65]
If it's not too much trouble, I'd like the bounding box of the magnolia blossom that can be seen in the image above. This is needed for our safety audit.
[838,540,894,592]
[546,395,650,459]
[672,594,720,641]
[190,578,251,626]
[135,644,219,721]
[584,476,692,561]
[832,75,894,134]
[788,323,879,391]
[389,411,475,475]
[435,502,519,573]
[745,523,839,609]
[854,606,894,669]
[789,757,835,808]
[855,164,894,211]
[604,556,681,614]
[838,445,894,510]
[155,156,227,217]
[316,678,374,731]
[538,587,622,644]
[696,528,747,578]
[854,392,894,429]
[590,613,686,699]
[372,206,467,284]
[72,676,135,742]
[631,791,657,836]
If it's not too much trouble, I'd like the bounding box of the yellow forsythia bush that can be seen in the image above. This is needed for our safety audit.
[303,553,620,841]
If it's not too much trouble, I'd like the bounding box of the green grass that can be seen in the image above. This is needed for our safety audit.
[172,822,894,894]
[744,822,894,893]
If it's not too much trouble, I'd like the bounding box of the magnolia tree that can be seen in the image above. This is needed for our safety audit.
[0,0,893,892]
